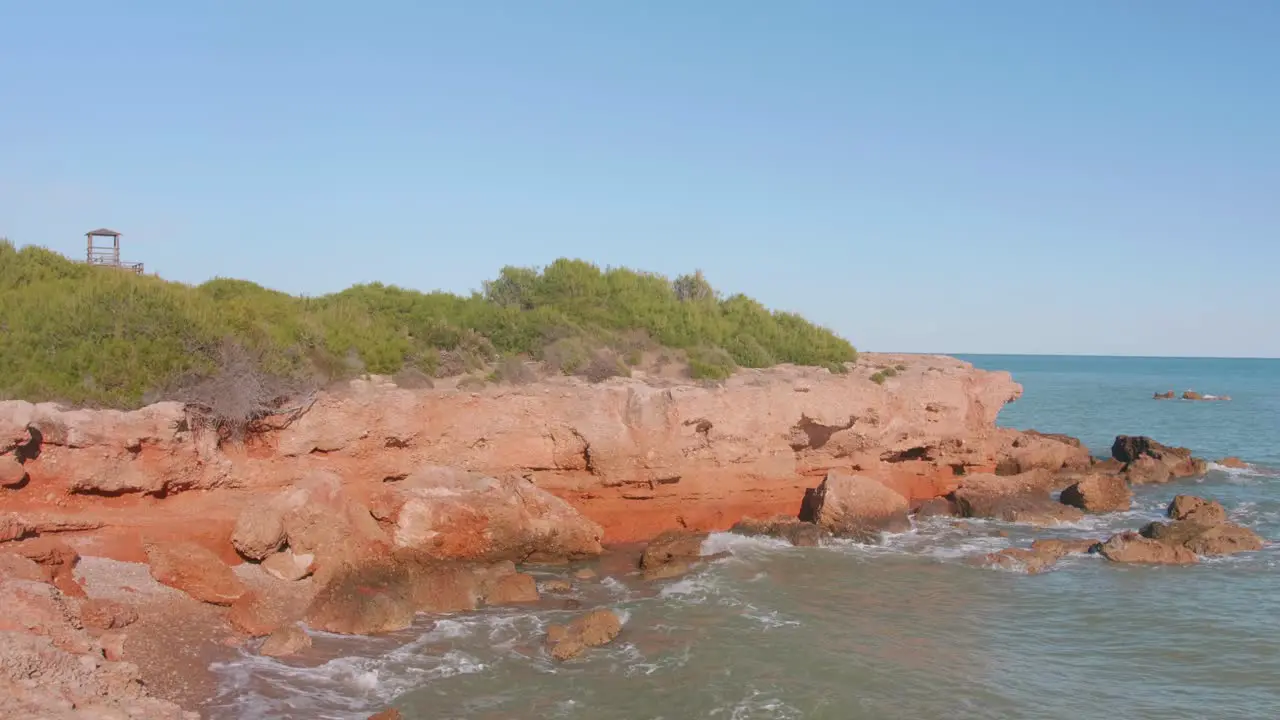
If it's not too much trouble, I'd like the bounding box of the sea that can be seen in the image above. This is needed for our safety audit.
[208,355,1280,720]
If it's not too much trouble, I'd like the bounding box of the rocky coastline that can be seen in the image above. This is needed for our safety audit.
[0,353,1267,718]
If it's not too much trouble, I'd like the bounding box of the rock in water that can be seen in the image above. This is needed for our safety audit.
[544,609,622,661]
[950,473,1084,526]
[260,625,312,657]
[1166,495,1228,524]
[1218,457,1248,469]
[1097,532,1198,565]
[639,530,708,573]
[482,572,539,605]
[1029,538,1099,558]
[808,472,911,541]
[729,516,827,546]
[145,541,246,606]
[1058,474,1132,513]
[1184,524,1265,556]
[1111,435,1206,483]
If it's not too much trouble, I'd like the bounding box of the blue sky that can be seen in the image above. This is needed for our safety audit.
[3,2,1278,357]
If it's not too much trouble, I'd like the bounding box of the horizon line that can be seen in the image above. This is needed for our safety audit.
[922,351,1280,361]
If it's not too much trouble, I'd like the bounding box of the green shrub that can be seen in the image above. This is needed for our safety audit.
[0,240,856,407]
[688,346,737,381]
[870,371,888,385]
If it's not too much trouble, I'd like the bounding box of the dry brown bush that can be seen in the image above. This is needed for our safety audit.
[172,343,314,445]
[580,350,630,383]
[491,356,537,385]
[392,367,435,389]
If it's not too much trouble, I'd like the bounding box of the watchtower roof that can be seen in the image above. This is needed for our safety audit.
[86,228,121,237]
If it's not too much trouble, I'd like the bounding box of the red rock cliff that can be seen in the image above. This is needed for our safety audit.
[2,354,1073,551]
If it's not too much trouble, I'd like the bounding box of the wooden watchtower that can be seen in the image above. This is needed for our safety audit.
[85,228,144,273]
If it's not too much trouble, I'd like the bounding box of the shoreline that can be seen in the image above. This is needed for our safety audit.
[2,352,1270,717]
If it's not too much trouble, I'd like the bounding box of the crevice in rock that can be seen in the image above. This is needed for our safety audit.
[382,473,409,483]
[789,415,856,451]
[880,446,932,463]
[16,426,43,463]
[950,463,968,476]
[384,437,410,449]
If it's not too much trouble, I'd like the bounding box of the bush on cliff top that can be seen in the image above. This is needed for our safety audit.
[0,240,856,407]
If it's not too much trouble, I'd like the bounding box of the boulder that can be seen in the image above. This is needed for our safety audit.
[145,541,247,606]
[950,473,1084,526]
[380,466,604,563]
[1184,524,1265,556]
[541,579,573,594]
[1167,495,1228,525]
[1097,532,1197,565]
[79,599,139,631]
[14,538,84,598]
[305,557,526,634]
[227,591,293,637]
[1182,391,1203,400]
[1029,538,1099,558]
[729,516,827,546]
[1153,391,1175,399]
[1218,457,1248,469]
[1141,520,1264,557]
[912,497,959,519]
[1058,474,1132,513]
[0,456,26,488]
[304,561,416,635]
[231,472,390,580]
[1123,456,1172,485]
[808,472,911,541]
[260,625,312,658]
[482,572,539,605]
[982,547,1057,574]
[544,609,622,661]
[1112,435,1206,482]
[639,530,708,571]
[261,549,315,582]
[997,431,1093,475]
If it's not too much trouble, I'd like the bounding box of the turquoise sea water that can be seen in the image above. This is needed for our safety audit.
[960,354,1280,466]
[209,356,1280,720]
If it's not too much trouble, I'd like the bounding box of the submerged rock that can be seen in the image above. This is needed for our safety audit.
[808,472,911,541]
[1058,474,1132,513]
[544,609,622,661]
[1029,538,1099,558]
[1218,457,1248,469]
[729,516,827,546]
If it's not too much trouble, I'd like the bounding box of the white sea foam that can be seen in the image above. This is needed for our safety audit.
[701,531,794,557]
[710,689,803,720]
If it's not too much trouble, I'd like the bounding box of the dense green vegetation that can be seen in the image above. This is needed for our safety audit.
[0,240,856,407]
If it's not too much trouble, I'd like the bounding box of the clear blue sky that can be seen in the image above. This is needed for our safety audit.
[3,2,1277,357]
